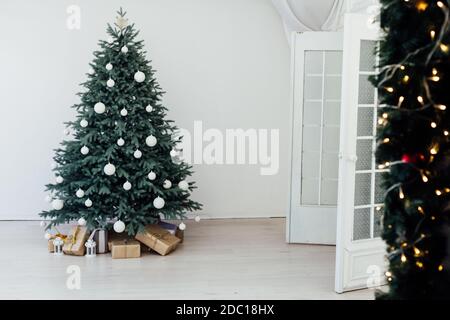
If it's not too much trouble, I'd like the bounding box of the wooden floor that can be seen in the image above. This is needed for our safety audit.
[0,219,374,300]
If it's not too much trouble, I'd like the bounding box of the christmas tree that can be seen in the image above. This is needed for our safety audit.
[375,0,450,299]
[40,9,201,235]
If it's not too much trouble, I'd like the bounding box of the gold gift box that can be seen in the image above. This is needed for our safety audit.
[63,226,89,256]
[135,224,181,256]
[111,240,141,259]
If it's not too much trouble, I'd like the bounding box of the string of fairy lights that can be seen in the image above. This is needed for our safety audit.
[375,0,449,282]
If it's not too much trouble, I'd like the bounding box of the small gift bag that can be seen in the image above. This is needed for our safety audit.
[135,224,181,256]
[111,239,141,259]
[88,228,108,254]
[63,226,89,256]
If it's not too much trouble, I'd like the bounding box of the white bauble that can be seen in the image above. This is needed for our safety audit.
[113,220,126,233]
[80,119,88,128]
[107,36,114,44]
[121,46,128,53]
[146,105,153,112]
[134,149,142,159]
[78,217,87,226]
[153,196,165,209]
[40,220,47,227]
[45,195,52,203]
[123,181,132,191]
[170,149,178,157]
[106,63,113,71]
[76,188,85,198]
[145,135,157,147]
[117,138,125,146]
[134,71,145,83]
[81,146,89,155]
[120,108,128,116]
[147,171,156,181]
[106,79,115,88]
[94,102,106,114]
[85,198,93,208]
[52,199,64,211]
[104,163,116,176]
[163,180,172,189]
[44,232,52,240]
[64,128,71,136]
[178,180,189,191]
[55,176,64,184]
[194,215,201,223]
[178,222,186,231]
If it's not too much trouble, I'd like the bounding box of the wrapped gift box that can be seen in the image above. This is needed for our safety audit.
[135,224,181,256]
[111,240,141,259]
[88,229,108,254]
[63,226,89,256]
[158,221,184,243]
[107,230,131,251]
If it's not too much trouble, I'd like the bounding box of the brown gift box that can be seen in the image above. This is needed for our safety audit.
[63,226,89,256]
[135,224,181,256]
[111,240,141,259]
[48,240,54,252]
[107,231,130,251]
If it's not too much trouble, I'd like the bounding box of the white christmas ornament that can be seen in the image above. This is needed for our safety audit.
[55,176,64,184]
[195,215,201,223]
[64,128,71,136]
[113,220,126,233]
[178,180,189,191]
[170,149,178,157]
[121,46,128,53]
[81,146,89,155]
[45,195,52,203]
[120,108,128,116]
[94,102,106,114]
[134,71,145,83]
[178,222,186,231]
[104,163,116,176]
[163,180,172,189]
[145,135,157,147]
[153,197,165,209]
[40,220,47,227]
[85,198,93,208]
[80,119,88,128]
[106,63,113,71]
[147,171,156,181]
[76,188,85,198]
[78,217,87,226]
[52,199,64,211]
[117,138,125,146]
[44,232,52,240]
[106,79,115,88]
[123,181,132,191]
[134,149,142,159]
[146,105,153,112]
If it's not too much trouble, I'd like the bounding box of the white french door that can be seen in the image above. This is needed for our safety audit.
[287,32,343,244]
[334,14,386,293]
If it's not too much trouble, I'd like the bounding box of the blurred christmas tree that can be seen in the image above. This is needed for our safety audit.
[375,0,450,299]
[41,8,201,235]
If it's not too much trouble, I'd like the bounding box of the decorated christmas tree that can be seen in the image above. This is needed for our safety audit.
[375,0,450,299]
[40,9,201,235]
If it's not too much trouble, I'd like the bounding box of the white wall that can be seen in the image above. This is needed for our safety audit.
[0,0,290,220]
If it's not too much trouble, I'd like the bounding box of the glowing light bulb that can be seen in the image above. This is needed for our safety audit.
[383,138,390,143]
[385,271,392,277]
[416,261,424,268]
[418,206,424,214]
[413,247,421,256]
[436,104,447,110]
[430,30,436,39]
[417,96,424,104]
[440,43,449,53]
[430,76,440,82]
[382,113,388,119]
[438,265,444,271]
[422,174,428,182]
[400,65,405,70]
[432,68,438,75]
[385,87,394,93]
[444,130,449,136]
[436,190,442,196]
[398,96,405,106]
[401,254,407,263]
[399,188,405,199]
[431,122,437,128]
[437,1,444,8]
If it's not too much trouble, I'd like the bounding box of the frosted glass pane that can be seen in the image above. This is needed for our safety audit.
[356,139,373,171]
[302,151,320,179]
[324,75,342,100]
[322,127,340,153]
[302,126,321,152]
[359,40,377,72]
[323,101,341,126]
[301,178,319,205]
[321,179,338,205]
[374,206,383,238]
[305,51,323,74]
[304,76,323,100]
[325,51,343,74]
[374,172,385,204]
[321,153,339,180]
[354,173,372,206]
[353,207,371,240]
[358,75,375,104]
[303,101,321,126]
[357,107,374,136]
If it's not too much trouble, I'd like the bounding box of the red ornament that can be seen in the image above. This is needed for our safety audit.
[402,154,412,163]
[401,153,426,164]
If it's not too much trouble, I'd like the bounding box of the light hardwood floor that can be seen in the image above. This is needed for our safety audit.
[0,218,375,299]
